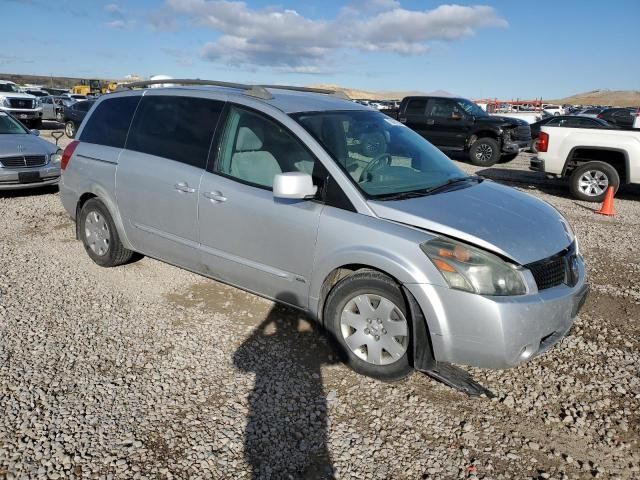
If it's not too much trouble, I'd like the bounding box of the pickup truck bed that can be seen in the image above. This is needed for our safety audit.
[531,125,640,201]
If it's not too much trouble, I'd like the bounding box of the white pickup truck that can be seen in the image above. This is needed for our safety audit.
[531,125,640,201]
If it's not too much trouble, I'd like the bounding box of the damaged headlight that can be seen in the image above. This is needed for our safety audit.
[421,237,527,296]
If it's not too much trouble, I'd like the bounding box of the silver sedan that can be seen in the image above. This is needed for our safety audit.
[0,112,61,190]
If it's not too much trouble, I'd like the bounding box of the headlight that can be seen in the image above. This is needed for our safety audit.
[50,149,62,165]
[1,98,9,108]
[35,98,42,107]
[421,237,527,296]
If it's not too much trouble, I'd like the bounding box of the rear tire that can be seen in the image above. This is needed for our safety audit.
[569,161,620,202]
[324,270,413,382]
[469,137,500,166]
[79,198,133,267]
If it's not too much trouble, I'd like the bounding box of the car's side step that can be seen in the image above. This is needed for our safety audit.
[419,362,495,398]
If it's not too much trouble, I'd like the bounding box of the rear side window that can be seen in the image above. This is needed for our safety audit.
[79,97,140,148]
[405,99,427,115]
[75,102,92,112]
[126,96,223,169]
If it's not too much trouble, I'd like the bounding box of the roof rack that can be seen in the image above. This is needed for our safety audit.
[116,79,351,100]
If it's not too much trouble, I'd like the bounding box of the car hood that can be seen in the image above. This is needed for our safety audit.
[477,115,529,127]
[0,134,58,157]
[0,92,36,100]
[368,181,573,265]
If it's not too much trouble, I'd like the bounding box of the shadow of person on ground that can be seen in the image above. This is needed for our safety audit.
[233,301,338,479]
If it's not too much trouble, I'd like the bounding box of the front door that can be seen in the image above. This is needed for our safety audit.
[116,94,224,269]
[425,98,471,150]
[198,105,324,308]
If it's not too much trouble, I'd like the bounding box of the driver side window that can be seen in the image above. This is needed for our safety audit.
[216,106,317,189]
[428,99,463,119]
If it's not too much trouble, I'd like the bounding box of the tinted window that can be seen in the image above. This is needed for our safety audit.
[428,99,464,119]
[127,96,223,169]
[576,118,599,127]
[405,99,427,115]
[74,102,92,112]
[216,106,317,189]
[546,118,561,126]
[79,96,140,148]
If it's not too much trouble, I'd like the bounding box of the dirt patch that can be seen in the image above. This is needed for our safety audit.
[165,280,273,325]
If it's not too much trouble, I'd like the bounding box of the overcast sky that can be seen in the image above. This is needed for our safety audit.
[2,0,639,99]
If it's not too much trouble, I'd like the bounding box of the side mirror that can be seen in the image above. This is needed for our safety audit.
[30,129,40,136]
[273,172,317,199]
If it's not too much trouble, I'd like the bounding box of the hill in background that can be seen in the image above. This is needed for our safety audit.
[554,89,640,107]
[309,83,455,100]
[0,73,88,89]
[2,73,638,106]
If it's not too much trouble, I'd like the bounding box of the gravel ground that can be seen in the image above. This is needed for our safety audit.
[0,125,639,479]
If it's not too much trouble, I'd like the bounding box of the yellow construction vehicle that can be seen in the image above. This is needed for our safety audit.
[71,79,120,96]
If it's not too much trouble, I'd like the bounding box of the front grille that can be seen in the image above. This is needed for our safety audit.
[525,246,573,291]
[0,155,46,168]
[25,155,47,166]
[515,125,532,141]
[8,98,34,109]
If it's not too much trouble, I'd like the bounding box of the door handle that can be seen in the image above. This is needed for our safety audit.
[426,119,435,125]
[203,191,227,203]
[174,182,195,193]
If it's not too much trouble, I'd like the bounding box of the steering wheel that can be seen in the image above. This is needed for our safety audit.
[359,153,392,182]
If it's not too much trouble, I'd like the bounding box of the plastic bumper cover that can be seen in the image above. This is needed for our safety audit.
[404,257,588,369]
[0,163,60,190]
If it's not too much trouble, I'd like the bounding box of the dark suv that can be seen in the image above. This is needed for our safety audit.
[63,100,95,138]
[597,107,636,128]
[396,96,532,166]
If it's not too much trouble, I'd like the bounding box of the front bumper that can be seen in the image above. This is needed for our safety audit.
[0,107,43,120]
[502,139,530,154]
[405,256,588,369]
[0,163,60,190]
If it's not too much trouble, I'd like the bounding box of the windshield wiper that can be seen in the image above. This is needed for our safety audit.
[423,175,483,195]
[374,176,482,201]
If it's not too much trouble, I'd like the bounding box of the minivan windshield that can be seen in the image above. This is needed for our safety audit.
[0,112,29,134]
[293,110,466,198]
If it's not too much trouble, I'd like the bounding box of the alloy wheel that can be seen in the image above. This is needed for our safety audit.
[578,170,608,197]
[475,144,493,162]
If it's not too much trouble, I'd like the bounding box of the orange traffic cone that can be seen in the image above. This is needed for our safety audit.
[596,186,615,216]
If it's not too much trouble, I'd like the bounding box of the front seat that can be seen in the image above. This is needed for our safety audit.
[230,125,282,186]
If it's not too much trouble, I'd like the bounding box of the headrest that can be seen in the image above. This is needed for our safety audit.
[235,125,263,152]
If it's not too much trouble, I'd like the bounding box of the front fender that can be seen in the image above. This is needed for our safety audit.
[308,207,446,319]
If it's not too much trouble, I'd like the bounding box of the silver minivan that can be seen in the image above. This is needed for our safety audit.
[59,81,588,383]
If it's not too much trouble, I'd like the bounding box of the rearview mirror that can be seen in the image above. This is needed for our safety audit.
[273,172,317,199]
[30,129,40,136]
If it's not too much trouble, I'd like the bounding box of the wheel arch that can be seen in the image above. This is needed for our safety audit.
[315,262,437,370]
[75,188,133,249]
[467,129,500,149]
[562,146,630,183]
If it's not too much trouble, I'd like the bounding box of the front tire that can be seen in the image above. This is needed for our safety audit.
[79,199,134,267]
[324,270,413,382]
[65,121,76,138]
[569,161,620,202]
[469,137,500,166]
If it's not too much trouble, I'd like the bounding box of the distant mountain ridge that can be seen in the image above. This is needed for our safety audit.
[308,83,456,100]
[554,89,640,107]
